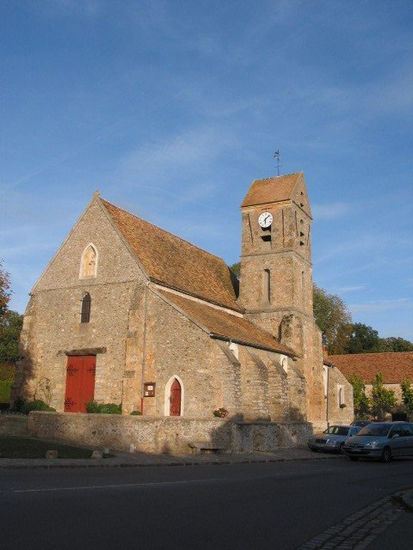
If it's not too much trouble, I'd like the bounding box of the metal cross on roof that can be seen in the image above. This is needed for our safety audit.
[273,150,281,176]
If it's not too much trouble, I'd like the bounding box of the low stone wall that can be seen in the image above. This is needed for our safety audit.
[0,415,29,436]
[232,421,313,453]
[27,412,313,455]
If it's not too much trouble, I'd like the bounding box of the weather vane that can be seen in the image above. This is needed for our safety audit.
[273,150,281,176]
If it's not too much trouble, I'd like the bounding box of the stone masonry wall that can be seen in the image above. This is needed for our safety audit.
[15,197,147,409]
[0,415,28,436]
[133,290,243,418]
[239,178,330,429]
[27,412,313,455]
[326,366,354,428]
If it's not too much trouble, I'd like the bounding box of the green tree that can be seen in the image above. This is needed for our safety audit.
[380,337,413,352]
[369,373,396,420]
[348,373,370,418]
[345,323,383,354]
[0,260,11,319]
[229,262,240,279]
[0,310,23,364]
[401,378,413,414]
[0,261,22,365]
[313,285,352,354]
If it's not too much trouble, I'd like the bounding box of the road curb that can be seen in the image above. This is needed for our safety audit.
[394,489,413,512]
[0,452,343,469]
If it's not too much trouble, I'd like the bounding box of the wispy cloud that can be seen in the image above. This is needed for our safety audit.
[350,298,413,313]
[312,202,351,220]
[314,234,382,264]
[368,65,413,117]
[118,125,238,189]
[37,0,100,17]
[336,285,366,293]
[0,241,54,258]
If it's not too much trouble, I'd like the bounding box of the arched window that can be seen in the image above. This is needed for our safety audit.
[80,244,98,278]
[81,293,91,323]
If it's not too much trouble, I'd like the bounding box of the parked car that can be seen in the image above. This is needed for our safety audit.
[343,422,413,462]
[351,420,370,428]
[308,425,361,454]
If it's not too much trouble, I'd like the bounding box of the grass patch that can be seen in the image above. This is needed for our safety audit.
[0,436,95,459]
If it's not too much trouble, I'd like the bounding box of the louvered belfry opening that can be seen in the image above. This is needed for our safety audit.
[81,292,91,323]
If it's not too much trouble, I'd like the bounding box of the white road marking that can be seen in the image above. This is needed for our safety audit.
[12,477,226,494]
[3,466,342,495]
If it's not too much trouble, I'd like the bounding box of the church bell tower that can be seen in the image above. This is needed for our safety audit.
[238,172,325,424]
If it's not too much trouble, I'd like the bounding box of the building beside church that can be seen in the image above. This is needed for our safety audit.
[328,351,413,406]
[14,172,353,429]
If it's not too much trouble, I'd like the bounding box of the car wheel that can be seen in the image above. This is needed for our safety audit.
[349,456,359,462]
[338,443,345,454]
[381,446,392,463]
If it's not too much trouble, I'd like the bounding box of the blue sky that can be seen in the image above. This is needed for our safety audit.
[1,0,412,339]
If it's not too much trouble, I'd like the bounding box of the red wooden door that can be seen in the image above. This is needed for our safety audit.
[169,378,181,416]
[64,356,96,412]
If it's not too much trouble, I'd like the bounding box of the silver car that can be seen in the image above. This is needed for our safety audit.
[308,425,361,454]
[343,422,413,462]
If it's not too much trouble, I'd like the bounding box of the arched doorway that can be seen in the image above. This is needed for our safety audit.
[169,378,182,416]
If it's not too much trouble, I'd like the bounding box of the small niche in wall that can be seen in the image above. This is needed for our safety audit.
[80,244,98,278]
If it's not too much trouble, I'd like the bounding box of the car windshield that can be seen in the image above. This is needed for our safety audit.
[325,426,349,436]
[358,424,391,437]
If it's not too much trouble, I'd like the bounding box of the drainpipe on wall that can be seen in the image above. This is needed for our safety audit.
[140,283,149,415]
[325,364,334,428]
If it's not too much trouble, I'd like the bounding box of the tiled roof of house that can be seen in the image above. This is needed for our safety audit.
[328,352,413,384]
[241,172,302,207]
[101,199,241,312]
[158,289,297,357]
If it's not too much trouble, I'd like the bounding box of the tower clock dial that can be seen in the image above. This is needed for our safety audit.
[258,212,273,228]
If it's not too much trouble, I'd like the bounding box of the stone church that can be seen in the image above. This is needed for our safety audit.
[14,172,353,428]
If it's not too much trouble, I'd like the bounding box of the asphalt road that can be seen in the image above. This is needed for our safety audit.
[0,457,412,550]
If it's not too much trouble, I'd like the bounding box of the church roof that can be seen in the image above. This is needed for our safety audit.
[241,172,302,208]
[158,289,297,357]
[101,199,242,312]
[327,352,413,384]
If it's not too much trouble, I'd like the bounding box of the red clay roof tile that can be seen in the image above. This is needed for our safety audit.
[328,352,413,384]
[157,289,297,357]
[101,198,241,312]
[241,172,302,208]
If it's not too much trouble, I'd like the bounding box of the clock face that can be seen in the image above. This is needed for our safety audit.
[258,211,273,228]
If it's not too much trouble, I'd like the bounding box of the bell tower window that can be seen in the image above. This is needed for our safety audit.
[264,269,271,303]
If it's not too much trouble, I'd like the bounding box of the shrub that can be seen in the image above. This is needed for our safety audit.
[0,364,14,381]
[213,407,229,418]
[11,397,25,413]
[86,400,101,413]
[21,400,56,415]
[130,410,142,415]
[0,363,14,404]
[0,379,12,403]
[86,400,121,414]
[99,403,121,414]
